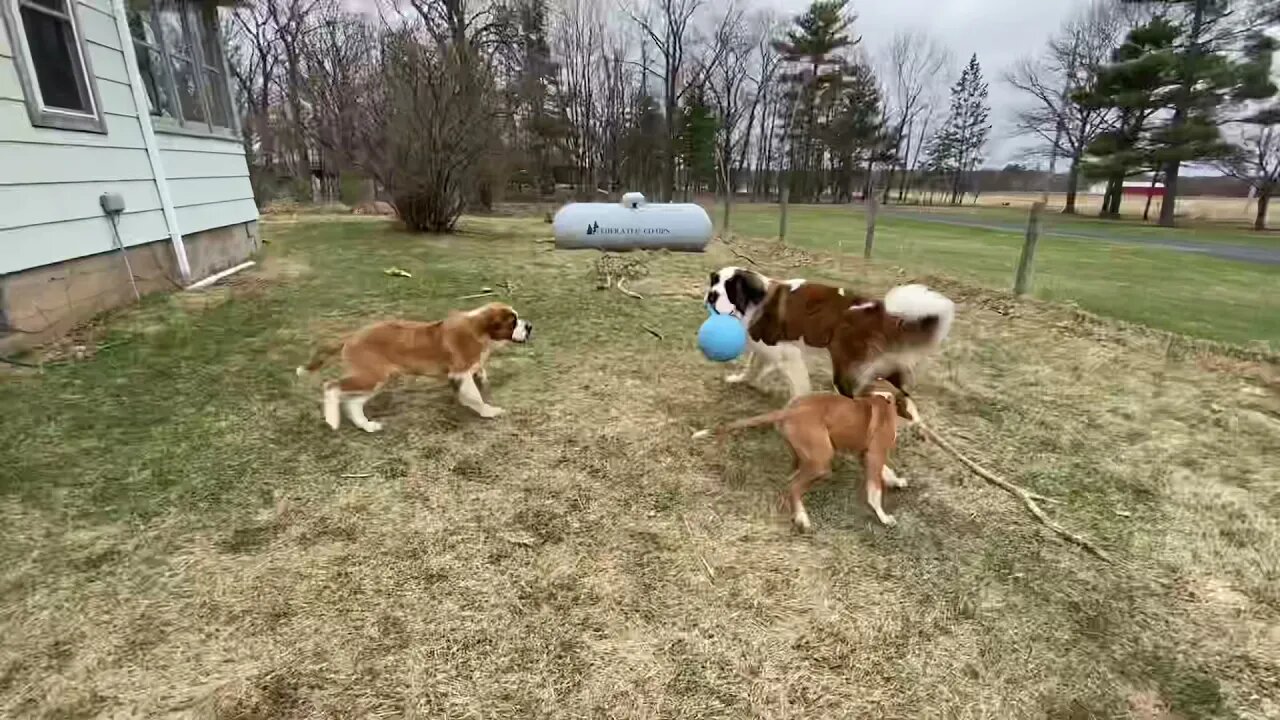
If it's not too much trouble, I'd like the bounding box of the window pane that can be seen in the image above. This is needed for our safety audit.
[169,57,205,123]
[19,4,90,113]
[193,4,222,67]
[156,2,190,58]
[203,69,230,127]
[135,44,177,118]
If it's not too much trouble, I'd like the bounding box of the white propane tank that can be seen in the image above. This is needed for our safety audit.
[553,193,713,252]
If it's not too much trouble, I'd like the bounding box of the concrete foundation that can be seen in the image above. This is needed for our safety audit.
[0,221,260,354]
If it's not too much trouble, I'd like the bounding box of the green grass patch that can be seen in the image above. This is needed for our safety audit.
[1,215,1277,718]
[729,203,1280,349]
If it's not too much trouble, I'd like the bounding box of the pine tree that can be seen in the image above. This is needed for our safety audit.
[678,86,718,198]
[820,61,886,202]
[773,0,859,201]
[1076,17,1182,218]
[930,54,991,204]
[1128,0,1280,226]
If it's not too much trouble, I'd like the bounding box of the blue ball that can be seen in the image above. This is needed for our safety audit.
[698,312,747,362]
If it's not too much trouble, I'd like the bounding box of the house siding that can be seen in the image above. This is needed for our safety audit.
[157,135,257,236]
[0,0,163,275]
[0,0,257,276]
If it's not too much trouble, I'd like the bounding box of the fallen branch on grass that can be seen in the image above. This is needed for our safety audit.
[458,289,495,300]
[917,422,1114,564]
[616,279,643,299]
[682,515,716,582]
[641,324,664,340]
[726,246,760,267]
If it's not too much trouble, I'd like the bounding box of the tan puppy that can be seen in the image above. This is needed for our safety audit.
[297,302,531,431]
[694,382,918,530]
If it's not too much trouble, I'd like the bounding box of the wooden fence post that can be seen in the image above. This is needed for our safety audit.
[864,193,878,259]
[778,181,790,243]
[1014,201,1045,296]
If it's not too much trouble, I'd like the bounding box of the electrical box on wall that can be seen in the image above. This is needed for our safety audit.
[99,192,126,215]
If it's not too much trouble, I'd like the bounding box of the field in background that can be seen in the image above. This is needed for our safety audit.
[970,191,1280,228]
[727,203,1280,350]
[1,214,1278,718]
[887,197,1280,252]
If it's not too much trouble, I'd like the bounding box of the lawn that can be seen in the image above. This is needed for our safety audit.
[728,203,1280,350]
[1,214,1278,718]
[894,201,1280,251]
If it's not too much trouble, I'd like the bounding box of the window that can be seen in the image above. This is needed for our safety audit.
[1,0,105,132]
[126,0,234,135]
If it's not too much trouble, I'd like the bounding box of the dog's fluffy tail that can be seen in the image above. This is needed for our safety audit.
[691,408,798,441]
[296,340,344,376]
[884,283,955,347]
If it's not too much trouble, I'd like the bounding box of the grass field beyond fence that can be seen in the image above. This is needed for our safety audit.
[1,215,1277,718]
[728,203,1280,350]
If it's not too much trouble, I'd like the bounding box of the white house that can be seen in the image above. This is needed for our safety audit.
[1,0,257,352]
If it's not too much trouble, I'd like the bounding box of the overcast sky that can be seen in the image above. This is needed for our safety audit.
[772,0,1086,168]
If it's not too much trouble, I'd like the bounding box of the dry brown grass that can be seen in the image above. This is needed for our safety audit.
[974,192,1278,227]
[0,216,1277,719]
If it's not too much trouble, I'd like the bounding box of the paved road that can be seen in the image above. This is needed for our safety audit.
[881,209,1280,266]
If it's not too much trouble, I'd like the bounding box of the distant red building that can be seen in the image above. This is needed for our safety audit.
[1120,182,1166,198]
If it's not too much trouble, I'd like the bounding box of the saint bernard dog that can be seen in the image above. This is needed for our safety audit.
[704,267,953,398]
[296,302,532,431]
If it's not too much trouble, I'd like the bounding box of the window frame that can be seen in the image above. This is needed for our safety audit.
[127,0,237,139]
[0,0,107,133]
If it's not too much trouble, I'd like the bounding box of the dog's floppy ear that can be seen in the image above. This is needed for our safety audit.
[724,271,767,314]
[865,392,895,445]
[476,304,517,339]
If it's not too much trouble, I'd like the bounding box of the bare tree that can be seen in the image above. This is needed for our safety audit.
[302,10,380,196]
[403,0,514,51]
[1005,0,1141,213]
[704,6,754,231]
[554,0,605,197]
[1218,108,1280,230]
[227,0,351,204]
[353,35,505,231]
[269,0,332,183]
[877,29,949,204]
[596,30,635,196]
[224,13,279,203]
[625,0,733,201]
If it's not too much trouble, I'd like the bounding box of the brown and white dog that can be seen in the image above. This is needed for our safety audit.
[704,267,954,398]
[296,302,532,431]
[693,381,919,530]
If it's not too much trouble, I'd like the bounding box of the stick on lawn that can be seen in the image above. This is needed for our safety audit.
[918,422,1114,564]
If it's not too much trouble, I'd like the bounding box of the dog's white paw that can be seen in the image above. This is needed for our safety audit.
[325,413,340,430]
[478,406,505,419]
[725,373,748,384]
[691,429,711,440]
[359,421,384,433]
[792,510,812,533]
[883,467,909,488]
[879,514,898,527]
